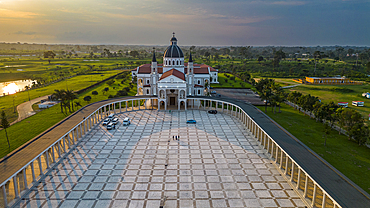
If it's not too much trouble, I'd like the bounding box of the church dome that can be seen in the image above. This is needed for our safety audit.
[164,33,184,58]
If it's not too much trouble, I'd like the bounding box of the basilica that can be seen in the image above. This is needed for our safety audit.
[131,33,218,110]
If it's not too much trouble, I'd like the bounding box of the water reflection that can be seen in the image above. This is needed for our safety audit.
[0,80,36,96]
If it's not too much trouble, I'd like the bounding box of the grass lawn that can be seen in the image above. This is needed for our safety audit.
[0,57,149,82]
[0,76,137,158]
[273,78,301,86]
[287,84,370,123]
[0,70,123,123]
[257,104,370,194]
[211,73,252,88]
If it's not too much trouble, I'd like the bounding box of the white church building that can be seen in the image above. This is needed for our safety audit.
[131,33,218,110]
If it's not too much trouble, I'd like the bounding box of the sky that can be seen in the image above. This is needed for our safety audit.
[0,0,369,46]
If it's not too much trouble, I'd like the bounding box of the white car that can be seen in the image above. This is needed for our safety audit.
[102,118,111,126]
[112,117,119,124]
[106,122,115,130]
[122,117,130,126]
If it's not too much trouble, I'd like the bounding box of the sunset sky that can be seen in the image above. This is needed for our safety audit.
[0,0,369,46]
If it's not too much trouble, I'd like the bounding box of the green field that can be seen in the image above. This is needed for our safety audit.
[211,73,252,88]
[0,70,123,123]
[285,83,370,121]
[257,104,370,194]
[0,75,137,158]
[0,57,148,82]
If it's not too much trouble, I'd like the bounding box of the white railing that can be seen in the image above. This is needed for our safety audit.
[1,96,360,208]
[188,98,343,208]
[0,97,154,208]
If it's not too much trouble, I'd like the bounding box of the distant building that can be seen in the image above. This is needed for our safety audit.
[131,33,218,110]
[293,77,361,85]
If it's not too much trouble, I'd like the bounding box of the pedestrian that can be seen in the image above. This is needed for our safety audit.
[175,136,177,140]
[173,135,174,140]
[178,135,180,139]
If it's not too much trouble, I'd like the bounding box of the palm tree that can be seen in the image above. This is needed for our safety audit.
[52,89,66,113]
[24,85,31,101]
[64,90,77,112]
[204,80,210,95]
[0,111,10,150]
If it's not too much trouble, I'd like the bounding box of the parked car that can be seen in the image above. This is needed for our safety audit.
[102,118,111,126]
[112,117,119,124]
[186,119,196,124]
[108,113,115,119]
[208,110,217,114]
[106,122,115,130]
[211,91,217,94]
[122,117,131,126]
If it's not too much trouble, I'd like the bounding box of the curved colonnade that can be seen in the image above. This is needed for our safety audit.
[1,96,369,208]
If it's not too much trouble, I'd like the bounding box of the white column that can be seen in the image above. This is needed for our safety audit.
[22,169,28,191]
[13,176,19,199]
[311,184,317,207]
[322,193,327,208]
[2,185,8,207]
[304,175,309,197]
[296,169,301,189]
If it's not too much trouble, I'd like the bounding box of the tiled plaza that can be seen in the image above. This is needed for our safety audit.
[15,110,306,208]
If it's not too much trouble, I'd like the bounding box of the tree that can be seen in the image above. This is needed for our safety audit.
[106,79,115,86]
[256,78,275,112]
[84,96,92,103]
[64,89,77,112]
[0,111,10,150]
[44,51,56,64]
[204,80,210,95]
[92,91,98,97]
[130,50,139,58]
[24,85,31,101]
[313,51,322,74]
[240,46,251,60]
[257,56,264,64]
[52,89,66,113]
[102,87,109,95]
[348,123,369,146]
[323,122,330,146]
[273,50,286,69]
[204,51,211,62]
[74,101,82,109]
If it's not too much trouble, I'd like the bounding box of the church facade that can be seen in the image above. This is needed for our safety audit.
[131,34,218,110]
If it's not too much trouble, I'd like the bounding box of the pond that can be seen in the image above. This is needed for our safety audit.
[0,80,37,96]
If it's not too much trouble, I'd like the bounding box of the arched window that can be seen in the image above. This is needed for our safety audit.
[147,79,150,84]
[146,89,149,94]
[198,80,200,84]
[177,60,179,65]
[198,90,200,94]
[173,60,175,65]
[165,60,167,65]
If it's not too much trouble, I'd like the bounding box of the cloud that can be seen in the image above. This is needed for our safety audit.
[0,8,41,19]
[13,31,36,35]
[271,1,307,5]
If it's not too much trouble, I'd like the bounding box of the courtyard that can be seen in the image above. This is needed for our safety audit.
[15,110,306,208]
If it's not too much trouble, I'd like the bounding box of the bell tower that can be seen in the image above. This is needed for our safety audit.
[187,52,194,96]
[150,48,158,96]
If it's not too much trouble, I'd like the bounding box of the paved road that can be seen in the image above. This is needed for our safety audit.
[281,84,301,89]
[214,88,264,105]
[10,95,50,125]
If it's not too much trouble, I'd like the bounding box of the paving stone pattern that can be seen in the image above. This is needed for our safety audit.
[15,110,306,208]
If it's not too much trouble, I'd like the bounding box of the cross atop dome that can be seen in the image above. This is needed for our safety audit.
[170,32,177,45]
